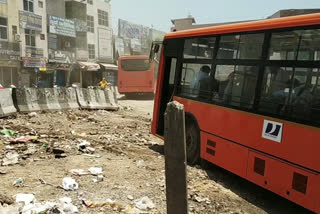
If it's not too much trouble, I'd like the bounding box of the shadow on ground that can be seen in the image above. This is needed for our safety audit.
[119,94,154,101]
[149,144,314,214]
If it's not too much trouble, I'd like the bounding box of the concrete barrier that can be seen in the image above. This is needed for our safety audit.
[37,88,61,111]
[56,88,79,110]
[104,89,119,110]
[76,88,119,110]
[0,89,17,117]
[12,88,40,113]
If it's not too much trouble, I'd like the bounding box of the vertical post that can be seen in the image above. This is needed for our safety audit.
[164,101,188,214]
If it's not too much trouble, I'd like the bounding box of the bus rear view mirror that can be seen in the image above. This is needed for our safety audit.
[149,41,162,62]
[154,44,160,53]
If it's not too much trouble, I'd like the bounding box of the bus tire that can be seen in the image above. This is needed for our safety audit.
[185,116,200,165]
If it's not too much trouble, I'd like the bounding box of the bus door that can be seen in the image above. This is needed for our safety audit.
[156,39,184,135]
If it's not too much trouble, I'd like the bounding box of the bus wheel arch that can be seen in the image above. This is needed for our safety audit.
[185,112,200,165]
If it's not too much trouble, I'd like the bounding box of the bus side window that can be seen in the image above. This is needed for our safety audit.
[179,63,212,99]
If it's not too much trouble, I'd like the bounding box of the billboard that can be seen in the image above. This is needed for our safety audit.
[118,19,143,40]
[98,28,113,61]
[49,16,76,38]
[19,10,42,31]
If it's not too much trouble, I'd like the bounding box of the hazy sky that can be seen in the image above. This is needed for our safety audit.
[111,0,320,33]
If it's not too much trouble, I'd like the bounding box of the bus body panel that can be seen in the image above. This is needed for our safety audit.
[152,13,320,213]
[118,56,155,94]
[175,96,320,213]
[165,13,320,39]
[174,96,320,173]
[151,48,166,135]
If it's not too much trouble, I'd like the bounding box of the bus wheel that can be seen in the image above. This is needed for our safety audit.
[185,118,200,165]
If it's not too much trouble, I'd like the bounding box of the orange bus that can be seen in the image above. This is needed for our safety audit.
[118,56,155,97]
[151,13,320,213]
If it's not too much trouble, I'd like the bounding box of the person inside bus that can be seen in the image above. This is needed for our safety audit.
[190,65,211,96]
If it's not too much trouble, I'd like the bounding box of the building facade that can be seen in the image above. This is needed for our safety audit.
[19,0,48,87]
[0,0,21,87]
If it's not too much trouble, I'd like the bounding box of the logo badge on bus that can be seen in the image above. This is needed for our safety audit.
[262,120,283,143]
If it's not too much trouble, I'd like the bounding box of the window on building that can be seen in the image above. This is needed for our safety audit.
[87,0,93,5]
[38,1,43,8]
[88,44,95,59]
[87,15,94,33]
[25,29,36,47]
[98,9,108,27]
[0,17,8,40]
[23,0,34,12]
[0,0,7,4]
[12,25,17,35]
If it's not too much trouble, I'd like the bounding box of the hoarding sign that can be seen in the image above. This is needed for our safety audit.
[49,49,76,64]
[19,10,42,31]
[49,16,76,38]
[98,28,113,60]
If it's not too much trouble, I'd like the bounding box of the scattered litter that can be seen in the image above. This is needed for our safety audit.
[134,196,155,210]
[82,198,121,209]
[52,148,67,158]
[0,129,17,137]
[88,167,103,175]
[82,154,101,158]
[70,169,90,176]
[15,195,78,214]
[93,175,104,183]
[10,136,38,144]
[77,140,95,154]
[59,197,79,213]
[28,112,38,118]
[62,177,79,191]
[127,195,134,201]
[13,178,24,187]
[39,178,63,189]
[15,193,35,205]
[0,193,14,205]
[2,151,19,166]
[136,160,146,168]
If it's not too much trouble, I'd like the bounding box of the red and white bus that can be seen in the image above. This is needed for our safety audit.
[118,56,155,98]
[151,13,320,213]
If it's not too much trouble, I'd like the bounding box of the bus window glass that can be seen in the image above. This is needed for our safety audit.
[217,35,239,59]
[184,37,215,59]
[121,59,150,71]
[179,63,212,99]
[269,29,320,61]
[217,33,264,59]
[214,65,258,108]
[238,33,264,59]
[259,66,320,125]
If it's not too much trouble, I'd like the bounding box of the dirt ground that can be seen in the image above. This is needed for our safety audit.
[0,97,313,214]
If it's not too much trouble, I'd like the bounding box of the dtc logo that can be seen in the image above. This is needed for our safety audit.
[262,120,283,143]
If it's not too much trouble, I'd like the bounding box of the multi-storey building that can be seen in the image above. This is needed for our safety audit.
[19,0,48,87]
[0,0,21,87]
[46,0,76,87]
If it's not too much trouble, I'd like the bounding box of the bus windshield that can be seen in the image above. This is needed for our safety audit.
[121,59,150,72]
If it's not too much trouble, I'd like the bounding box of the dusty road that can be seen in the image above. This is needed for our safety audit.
[0,98,313,213]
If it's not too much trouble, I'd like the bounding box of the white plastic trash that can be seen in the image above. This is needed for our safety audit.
[88,167,103,175]
[135,196,155,210]
[15,193,35,205]
[62,177,79,191]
